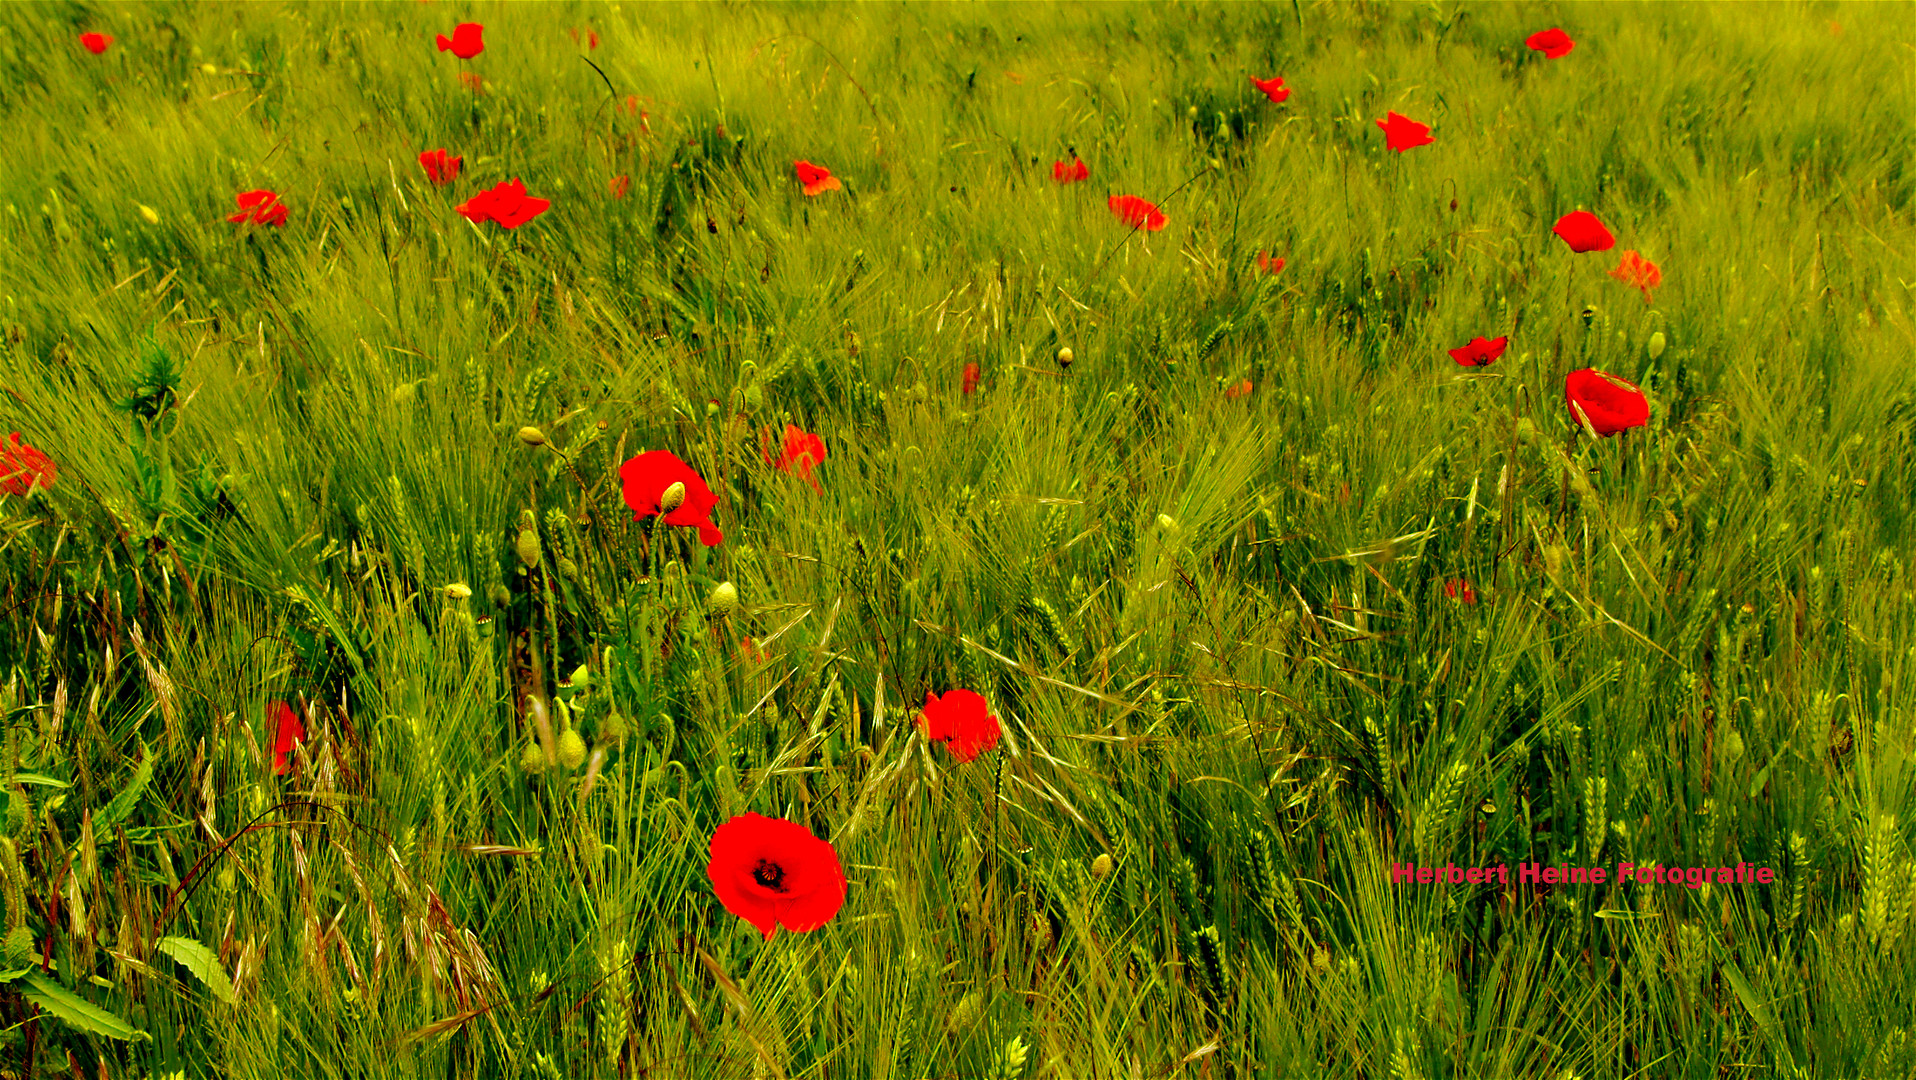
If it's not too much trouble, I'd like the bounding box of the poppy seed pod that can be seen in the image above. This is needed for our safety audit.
[557,726,587,770]
[1648,331,1666,360]
[709,581,739,616]
[658,481,687,515]
[1091,853,1114,880]
[518,426,546,447]
[515,526,541,567]
[520,741,548,774]
[1056,346,1074,369]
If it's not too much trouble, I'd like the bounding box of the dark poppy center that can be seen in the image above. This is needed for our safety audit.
[751,859,789,893]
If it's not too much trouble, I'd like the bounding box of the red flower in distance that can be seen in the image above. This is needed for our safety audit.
[1607,249,1662,303]
[1257,251,1285,275]
[0,433,57,497]
[1377,111,1433,153]
[1250,75,1291,104]
[794,160,842,196]
[455,178,550,229]
[1444,579,1479,604]
[228,190,288,227]
[1448,335,1509,367]
[1052,157,1089,184]
[418,148,462,186]
[589,30,599,50]
[270,700,305,775]
[962,362,981,396]
[1565,368,1649,437]
[619,450,723,546]
[457,71,484,92]
[1526,28,1575,59]
[1553,210,1615,253]
[1225,378,1253,400]
[1108,194,1166,232]
[436,22,484,59]
[609,174,630,199]
[79,33,113,55]
[707,813,847,941]
[917,689,1002,764]
[764,425,826,493]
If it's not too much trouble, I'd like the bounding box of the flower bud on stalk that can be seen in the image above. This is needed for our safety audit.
[659,481,687,515]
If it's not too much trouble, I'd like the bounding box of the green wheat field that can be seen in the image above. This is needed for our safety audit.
[1,2,1913,1077]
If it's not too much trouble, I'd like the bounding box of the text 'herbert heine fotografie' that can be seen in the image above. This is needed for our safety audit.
[1391,862,1777,888]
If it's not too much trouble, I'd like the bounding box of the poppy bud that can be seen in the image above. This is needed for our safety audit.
[743,384,763,411]
[445,583,472,601]
[1056,346,1074,369]
[659,481,687,514]
[558,726,587,770]
[520,741,548,774]
[490,584,512,606]
[1091,853,1114,879]
[516,526,541,567]
[1647,331,1666,360]
[138,204,160,225]
[601,711,627,742]
[709,581,739,616]
[518,426,546,447]
[569,664,592,690]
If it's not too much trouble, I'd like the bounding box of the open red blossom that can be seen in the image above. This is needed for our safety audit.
[609,174,630,199]
[1552,210,1615,253]
[708,813,847,941]
[1225,378,1252,399]
[917,689,1002,764]
[1448,335,1509,367]
[1108,194,1167,231]
[228,190,288,227]
[1257,251,1285,275]
[0,433,57,497]
[619,450,723,546]
[962,362,981,396]
[455,178,550,229]
[1444,579,1478,604]
[435,22,484,59]
[1526,28,1575,59]
[794,160,842,196]
[1607,249,1662,303]
[764,425,826,493]
[1565,368,1649,437]
[1250,75,1291,104]
[418,148,462,186]
[1377,111,1433,152]
[1052,157,1089,183]
[270,700,305,775]
[79,33,113,55]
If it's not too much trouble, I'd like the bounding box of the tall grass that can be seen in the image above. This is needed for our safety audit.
[0,1,1913,1076]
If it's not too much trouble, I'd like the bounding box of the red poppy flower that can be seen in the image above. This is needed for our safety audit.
[270,700,305,775]
[455,178,550,229]
[1256,251,1285,275]
[619,450,723,546]
[764,425,826,493]
[457,71,484,92]
[793,160,842,197]
[435,22,484,59]
[1552,210,1614,253]
[707,812,847,941]
[1448,335,1509,367]
[1052,157,1089,184]
[1225,378,1253,400]
[621,94,643,117]
[739,637,769,665]
[1606,249,1662,303]
[0,433,57,497]
[609,174,630,199]
[1108,194,1167,232]
[79,32,113,55]
[917,689,1002,764]
[1526,28,1575,59]
[228,190,288,227]
[418,148,462,186]
[1564,368,1649,437]
[1443,579,1478,604]
[588,30,599,50]
[1377,111,1434,153]
[1250,75,1291,104]
[962,362,981,396]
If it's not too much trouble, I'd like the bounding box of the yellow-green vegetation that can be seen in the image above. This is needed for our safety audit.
[1,1,1914,1076]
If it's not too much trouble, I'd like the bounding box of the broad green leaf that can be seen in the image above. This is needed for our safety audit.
[19,972,144,1040]
[156,936,235,1004]
[98,744,156,831]
[11,774,69,788]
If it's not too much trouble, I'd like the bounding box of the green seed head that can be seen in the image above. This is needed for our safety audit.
[516,526,541,567]
[709,581,739,616]
[558,727,587,770]
[518,426,547,447]
[520,741,548,775]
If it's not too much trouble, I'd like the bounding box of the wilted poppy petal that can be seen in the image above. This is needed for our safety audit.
[271,700,305,775]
